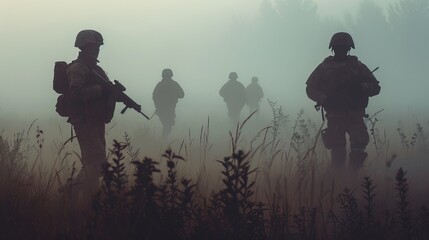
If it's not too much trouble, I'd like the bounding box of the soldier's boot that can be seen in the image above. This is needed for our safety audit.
[348,148,368,184]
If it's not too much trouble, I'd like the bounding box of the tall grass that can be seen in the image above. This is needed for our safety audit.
[0,113,428,239]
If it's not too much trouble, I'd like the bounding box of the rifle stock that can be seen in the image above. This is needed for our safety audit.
[91,70,149,120]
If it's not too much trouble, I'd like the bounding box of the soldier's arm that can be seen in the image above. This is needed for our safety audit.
[359,63,381,97]
[67,63,102,101]
[219,84,226,97]
[175,81,184,98]
[152,83,161,108]
[306,64,327,104]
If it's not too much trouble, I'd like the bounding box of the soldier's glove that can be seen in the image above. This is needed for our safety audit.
[112,86,125,102]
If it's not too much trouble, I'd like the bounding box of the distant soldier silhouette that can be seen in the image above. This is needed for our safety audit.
[153,68,184,137]
[306,32,380,172]
[219,72,246,122]
[59,30,116,199]
[246,76,264,114]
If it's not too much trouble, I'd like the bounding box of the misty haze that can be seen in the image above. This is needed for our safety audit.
[1,0,429,239]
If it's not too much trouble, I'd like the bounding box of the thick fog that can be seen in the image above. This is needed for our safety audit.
[1,0,428,134]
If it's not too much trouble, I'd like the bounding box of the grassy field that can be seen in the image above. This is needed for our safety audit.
[1,108,428,240]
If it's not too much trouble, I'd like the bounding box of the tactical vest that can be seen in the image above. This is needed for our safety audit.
[320,57,368,112]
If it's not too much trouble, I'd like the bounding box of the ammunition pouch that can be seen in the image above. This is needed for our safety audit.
[55,94,69,117]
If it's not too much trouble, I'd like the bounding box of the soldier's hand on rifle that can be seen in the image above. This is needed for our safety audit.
[111,84,125,102]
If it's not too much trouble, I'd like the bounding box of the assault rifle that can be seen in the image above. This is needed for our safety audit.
[91,70,150,119]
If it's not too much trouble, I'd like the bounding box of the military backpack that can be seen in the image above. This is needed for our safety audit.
[53,61,69,117]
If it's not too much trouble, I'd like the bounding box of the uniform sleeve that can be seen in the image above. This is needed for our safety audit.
[359,62,381,97]
[258,85,264,99]
[219,83,226,98]
[175,81,184,98]
[67,63,102,101]
[152,83,161,108]
[306,64,327,104]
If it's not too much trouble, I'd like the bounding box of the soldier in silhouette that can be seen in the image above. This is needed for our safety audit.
[58,30,116,201]
[219,72,246,123]
[153,68,184,137]
[246,76,264,115]
[306,32,380,172]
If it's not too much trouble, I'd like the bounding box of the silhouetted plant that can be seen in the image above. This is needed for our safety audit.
[0,131,25,174]
[365,109,386,158]
[214,149,265,240]
[395,167,414,239]
[362,176,377,223]
[267,99,289,169]
[93,140,129,237]
[3,117,429,239]
[100,140,128,200]
[128,156,161,239]
[156,148,188,239]
[397,127,411,151]
[330,188,365,240]
[361,176,383,240]
[124,132,140,162]
[416,206,429,239]
[292,207,317,240]
[266,194,291,239]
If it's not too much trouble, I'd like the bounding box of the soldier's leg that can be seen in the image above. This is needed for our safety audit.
[327,116,347,170]
[347,117,369,170]
[226,102,232,118]
[162,123,172,137]
[228,108,239,123]
[160,110,175,137]
[74,120,106,198]
[255,103,260,115]
[227,103,238,122]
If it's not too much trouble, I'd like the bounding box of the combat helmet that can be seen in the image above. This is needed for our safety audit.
[329,32,355,49]
[229,72,238,80]
[162,68,173,78]
[74,30,104,48]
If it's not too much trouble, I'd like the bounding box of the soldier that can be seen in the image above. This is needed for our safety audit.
[306,32,380,172]
[219,72,246,123]
[153,68,184,137]
[59,30,116,199]
[246,76,264,115]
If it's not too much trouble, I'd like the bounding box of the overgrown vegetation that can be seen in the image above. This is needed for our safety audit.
[1,114,428,240]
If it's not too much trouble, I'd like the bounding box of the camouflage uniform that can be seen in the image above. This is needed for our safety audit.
[246,77,264,114]
[65,30,115,196]
[306,33,380,170]
[220,72,246,122]
[153,69,184,137]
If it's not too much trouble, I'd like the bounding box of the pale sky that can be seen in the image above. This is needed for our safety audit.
[0,0,417,125]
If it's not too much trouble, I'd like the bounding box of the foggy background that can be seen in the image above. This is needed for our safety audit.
[1,0,428,137]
